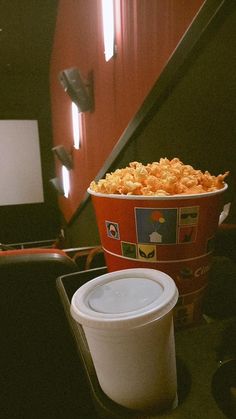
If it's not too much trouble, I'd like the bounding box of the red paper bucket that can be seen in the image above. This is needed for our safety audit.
[88,185,228,327]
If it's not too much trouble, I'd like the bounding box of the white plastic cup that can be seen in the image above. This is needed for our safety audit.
[70,268,179,411]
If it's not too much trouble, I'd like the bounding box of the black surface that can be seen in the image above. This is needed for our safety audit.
[203,257,236,319]
[212,359,236,419]
[0,255,99,419]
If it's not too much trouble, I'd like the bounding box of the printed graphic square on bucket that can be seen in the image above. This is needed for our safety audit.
[105,221,120,240]
[179,206,199,226]
[135,208,178,244]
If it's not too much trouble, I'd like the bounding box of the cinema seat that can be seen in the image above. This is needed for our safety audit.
[0,248,97,418]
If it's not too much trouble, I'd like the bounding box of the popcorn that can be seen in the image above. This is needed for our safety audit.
[89,158,229,196]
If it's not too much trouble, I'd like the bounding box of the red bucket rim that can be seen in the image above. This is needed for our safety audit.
[87,183,228,200]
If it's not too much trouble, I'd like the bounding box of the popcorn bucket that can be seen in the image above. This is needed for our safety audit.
[88,185,228,327]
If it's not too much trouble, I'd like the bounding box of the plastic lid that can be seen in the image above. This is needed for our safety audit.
[70,268,178,330]
[88,277,163,314]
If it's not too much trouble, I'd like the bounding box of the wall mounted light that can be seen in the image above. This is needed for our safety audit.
[102,0,115,61]
[49,177,64,195]
[72,102,81,149]
[52,145,73,170]
[58,67,93,112]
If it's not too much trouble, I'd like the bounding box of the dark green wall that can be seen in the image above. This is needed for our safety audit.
[0,2,60,245]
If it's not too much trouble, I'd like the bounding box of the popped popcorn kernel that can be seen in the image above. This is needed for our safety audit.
[89,158,229,196]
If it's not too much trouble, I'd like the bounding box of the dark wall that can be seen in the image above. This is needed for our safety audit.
[0,1,60,244]
[130,3,236,222]
[64,2,236,248]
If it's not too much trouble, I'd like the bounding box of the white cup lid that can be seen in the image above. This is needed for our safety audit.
[88,277,163,314]
[70,268,178,329]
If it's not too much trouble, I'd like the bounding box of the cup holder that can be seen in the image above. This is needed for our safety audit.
[211,359,236,418]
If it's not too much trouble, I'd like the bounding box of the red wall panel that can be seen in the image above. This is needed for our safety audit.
[50,0,205,222]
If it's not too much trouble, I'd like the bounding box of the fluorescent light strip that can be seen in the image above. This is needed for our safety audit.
[62,165,70,198]
[72,102,81,149]
[102,0,115,61]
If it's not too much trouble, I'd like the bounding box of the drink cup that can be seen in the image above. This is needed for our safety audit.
[70,268,179,411]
